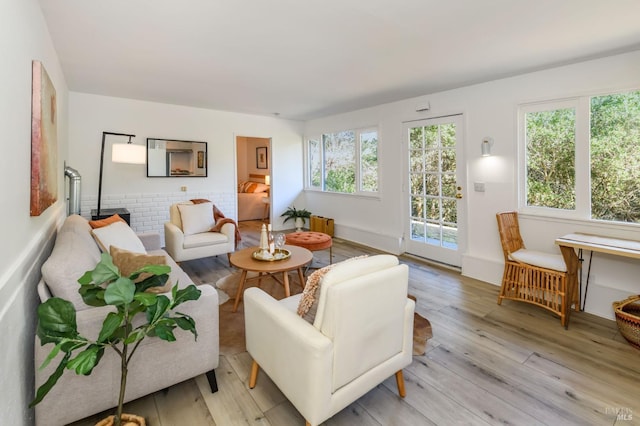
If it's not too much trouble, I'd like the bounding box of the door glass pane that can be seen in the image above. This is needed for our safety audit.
[441,173,456,197]
[409,127,424,150]
[425,197,439,220]
[441,148,456,173]
[410,174,424,195]
[425,174,439,196]
[410,150,424,173]
[424,150,439,172]
[411,220,425,241]
[411,196,424,218]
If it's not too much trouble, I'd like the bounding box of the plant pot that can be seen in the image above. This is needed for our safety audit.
[95,413,146,426]
[294,217,304,231]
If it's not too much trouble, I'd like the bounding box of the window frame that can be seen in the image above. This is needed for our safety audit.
[305,126,380,197]
[518,90,639,225]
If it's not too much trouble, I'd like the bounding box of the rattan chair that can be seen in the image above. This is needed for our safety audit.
[496,211,576,326]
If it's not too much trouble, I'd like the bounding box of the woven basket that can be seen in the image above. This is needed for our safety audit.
[613,295,640,350]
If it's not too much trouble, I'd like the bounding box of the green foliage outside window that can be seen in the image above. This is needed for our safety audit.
[590,92,640,222]
[525,90,640,223]
[525,108,576,209]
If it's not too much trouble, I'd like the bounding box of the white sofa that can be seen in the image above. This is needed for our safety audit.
[164,201,236,262]
[244,255,414,426]
[34,215,219,426]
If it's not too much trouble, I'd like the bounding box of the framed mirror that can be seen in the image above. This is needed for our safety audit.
[146,138,208,177]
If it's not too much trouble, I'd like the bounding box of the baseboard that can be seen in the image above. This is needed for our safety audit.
[334,224,402,255]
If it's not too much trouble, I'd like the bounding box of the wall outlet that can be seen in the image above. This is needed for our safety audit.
[474,182,485,192]
[181,186,187,192]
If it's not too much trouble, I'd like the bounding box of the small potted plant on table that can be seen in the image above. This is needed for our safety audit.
[281,205,312,231]
[30,253,201,426]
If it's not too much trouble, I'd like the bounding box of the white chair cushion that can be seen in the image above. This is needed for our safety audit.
[90,221,146,254]
[509,249,567,272]
[177,202,215,236]
[182,232,229,249]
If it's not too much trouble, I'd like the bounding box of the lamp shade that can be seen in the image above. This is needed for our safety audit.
[112,143,146,164]
[265,175,270,185]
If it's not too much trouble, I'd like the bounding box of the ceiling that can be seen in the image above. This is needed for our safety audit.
[38,0,640,121]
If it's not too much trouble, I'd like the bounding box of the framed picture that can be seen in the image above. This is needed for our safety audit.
[256,146,268,169]
[197,150,205,168]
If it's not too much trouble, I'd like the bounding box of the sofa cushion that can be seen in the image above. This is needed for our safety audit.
[41,215,102,310]
[177,202,215,236]
[88,213,126,229]
[91,221,146,254]
[110,246,172,293]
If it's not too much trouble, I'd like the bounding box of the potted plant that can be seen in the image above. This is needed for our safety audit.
[30,253,201,426]
[281,205,312,231]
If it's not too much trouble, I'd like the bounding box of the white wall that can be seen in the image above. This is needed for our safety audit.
[304,50,640,320]
[68,93,304,236]
[0,0,69,424]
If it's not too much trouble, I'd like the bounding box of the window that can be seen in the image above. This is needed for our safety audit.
[306,128,379,194]
[520,90,640,224]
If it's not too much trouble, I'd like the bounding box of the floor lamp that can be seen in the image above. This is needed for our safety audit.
[95,131,145,220]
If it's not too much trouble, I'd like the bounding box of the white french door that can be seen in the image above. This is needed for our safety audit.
[404,115,466,267]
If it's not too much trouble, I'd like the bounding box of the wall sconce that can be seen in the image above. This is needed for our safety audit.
[481,137,494,157]
[96,131,145,216]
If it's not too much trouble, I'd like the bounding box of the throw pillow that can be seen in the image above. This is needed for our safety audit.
[88,214,126,229]
[91,221,146,254]
[297,255,368,324]
[110,246,172,293]
[177,202,215,236]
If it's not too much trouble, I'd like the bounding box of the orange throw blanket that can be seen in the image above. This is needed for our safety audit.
[190,199,241,247]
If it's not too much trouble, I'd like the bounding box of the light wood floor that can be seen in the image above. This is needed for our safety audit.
[71,220,640,426]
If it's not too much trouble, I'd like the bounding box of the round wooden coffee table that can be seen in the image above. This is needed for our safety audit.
[229,245,313,312]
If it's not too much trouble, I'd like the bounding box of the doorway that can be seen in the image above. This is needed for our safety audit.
[235,136,272,223]
[403,115,466,267]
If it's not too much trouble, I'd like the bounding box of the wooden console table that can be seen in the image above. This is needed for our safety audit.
[555,233,640,325]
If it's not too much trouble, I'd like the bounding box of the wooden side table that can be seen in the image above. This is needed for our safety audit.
[229,245,312,312]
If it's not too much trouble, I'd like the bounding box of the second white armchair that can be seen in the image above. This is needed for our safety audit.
[164,201,235,262]
[244,254,415,426]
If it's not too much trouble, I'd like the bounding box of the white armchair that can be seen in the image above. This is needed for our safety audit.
[244,255,414,426]
[164,201,235,262]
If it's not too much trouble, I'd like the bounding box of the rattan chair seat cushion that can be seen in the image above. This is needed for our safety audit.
[509,248,567,272]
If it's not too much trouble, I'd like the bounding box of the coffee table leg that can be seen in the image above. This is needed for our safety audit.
[283,272,290,297]
[233,269,248,313]
[297,267,306,290]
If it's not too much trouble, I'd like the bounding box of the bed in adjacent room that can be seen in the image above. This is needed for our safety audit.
[237,174,270,221]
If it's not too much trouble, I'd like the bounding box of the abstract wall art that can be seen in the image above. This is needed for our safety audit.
[30,60,58,216]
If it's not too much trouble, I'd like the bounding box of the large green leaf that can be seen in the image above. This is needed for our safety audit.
[29,352,71,407]
[153,321,177,342]
[90,253,120,285]
[37,298,78,341]
[146,295,171,324]
[104,277,135,305]
[133,292,157,306]
[78,283,106,307]
[174,315,198,339]
[98,312,124,343]
[135,273,169,293]
[67,345,104,375]
[171,284,201,308]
